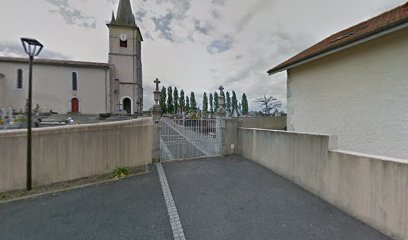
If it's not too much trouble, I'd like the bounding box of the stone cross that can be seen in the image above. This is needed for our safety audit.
[154,78,161,91]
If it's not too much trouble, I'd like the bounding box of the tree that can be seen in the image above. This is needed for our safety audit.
[241,93,249,115]
[190,92,197,112]
[173,87,179,114]
[209,93,214,113]
[160,86,167,114]
[214,92,219,111]
[226,91,231,115]
[185,96,190,112]
[203,92,208,113]
[231,91,238,115]
[255,95,282,115]
[179,90,185,113]
[167,87,174,114]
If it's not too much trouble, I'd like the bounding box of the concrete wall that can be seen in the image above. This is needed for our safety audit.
[0,118,153,193]
[237,127,408,240]
[0,60,110,114]
[238,117,286,130]
[287,27,408,159]
[223,117,286,156]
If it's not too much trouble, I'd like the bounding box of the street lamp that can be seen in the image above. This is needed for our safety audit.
[21,38,43,191]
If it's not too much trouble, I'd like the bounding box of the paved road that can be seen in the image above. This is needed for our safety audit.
[0,168,173,240]
[164,157,391,240]
[0,156,391,240]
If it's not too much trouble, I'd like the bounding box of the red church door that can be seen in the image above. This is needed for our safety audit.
[71,98,79,113]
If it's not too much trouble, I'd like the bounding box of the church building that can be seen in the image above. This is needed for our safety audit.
[0,0,143,115]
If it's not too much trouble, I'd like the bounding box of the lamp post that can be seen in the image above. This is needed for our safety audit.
[21,38,43,191]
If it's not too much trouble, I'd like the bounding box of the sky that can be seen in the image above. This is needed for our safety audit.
[0,0,406,111]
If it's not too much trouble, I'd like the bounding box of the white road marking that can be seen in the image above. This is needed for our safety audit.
[156,163,186,240]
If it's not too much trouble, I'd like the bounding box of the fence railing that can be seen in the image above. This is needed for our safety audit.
[160,118,221,161]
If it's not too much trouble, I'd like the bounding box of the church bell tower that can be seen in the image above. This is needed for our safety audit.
[107,0,143,115]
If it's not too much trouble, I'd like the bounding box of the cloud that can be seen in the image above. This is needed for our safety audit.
[211,0,227,6]
[207,36,232,54]
[155,0,192,19]
[135,9,147,22]
[0,42,70,60]
[152,13,175,42]
[194,19,212,35]
[44,0,97,28]
[106,0,117,5]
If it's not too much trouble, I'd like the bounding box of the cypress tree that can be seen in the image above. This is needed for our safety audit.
[173,87,179,114]
[167,87,174,114]
[179,90,185,113]
[209,93,214,113]
[185,96,190,112]
[242,93,249,115]
[203,92,208,113]
[226,91,231,115]
[190,92,197,112]
[160,86,167,114]
[232,91,238,115]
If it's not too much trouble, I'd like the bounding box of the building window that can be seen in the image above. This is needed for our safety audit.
[120,40,128,48]
[17,69,23,89]
[72,72,78,91]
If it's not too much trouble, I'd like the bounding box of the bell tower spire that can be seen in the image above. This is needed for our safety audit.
[109,11,116,25]
[115,0,136,27]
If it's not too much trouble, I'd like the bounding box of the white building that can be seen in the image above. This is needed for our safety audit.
[268,3,408,159]
[0,0,143,115]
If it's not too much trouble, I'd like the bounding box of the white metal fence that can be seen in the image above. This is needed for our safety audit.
[160,118,221,161]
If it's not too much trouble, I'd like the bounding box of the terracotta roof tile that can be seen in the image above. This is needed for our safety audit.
[268,2,408,74]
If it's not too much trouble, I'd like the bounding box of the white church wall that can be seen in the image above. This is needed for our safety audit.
[0,60,110,114]
[287,27,408,159]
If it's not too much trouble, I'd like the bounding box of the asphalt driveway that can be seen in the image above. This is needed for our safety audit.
[0,168,172,240]
[0,156,391,240]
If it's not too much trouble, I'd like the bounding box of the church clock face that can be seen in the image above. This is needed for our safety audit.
[119,33,128,41]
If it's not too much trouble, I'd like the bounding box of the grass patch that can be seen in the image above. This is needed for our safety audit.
[112,167,131,179]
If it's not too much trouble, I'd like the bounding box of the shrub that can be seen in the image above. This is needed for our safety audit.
[112,167,130,179]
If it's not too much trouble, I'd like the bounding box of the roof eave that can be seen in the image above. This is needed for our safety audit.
[267,18,408,76]
[0,57,111,69]
[107,23,138,29]
[137,27,144,42]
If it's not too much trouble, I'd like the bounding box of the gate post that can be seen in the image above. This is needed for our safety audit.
[216,85,227,156]
[152,79,162,163]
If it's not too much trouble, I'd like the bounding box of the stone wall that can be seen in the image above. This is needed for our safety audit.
[0,118,153,192]
[237,127,408,240]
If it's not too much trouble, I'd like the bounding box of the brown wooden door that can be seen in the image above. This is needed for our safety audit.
[71,98,79,113]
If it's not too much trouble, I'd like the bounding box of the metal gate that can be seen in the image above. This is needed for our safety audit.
[160,118,221,161]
